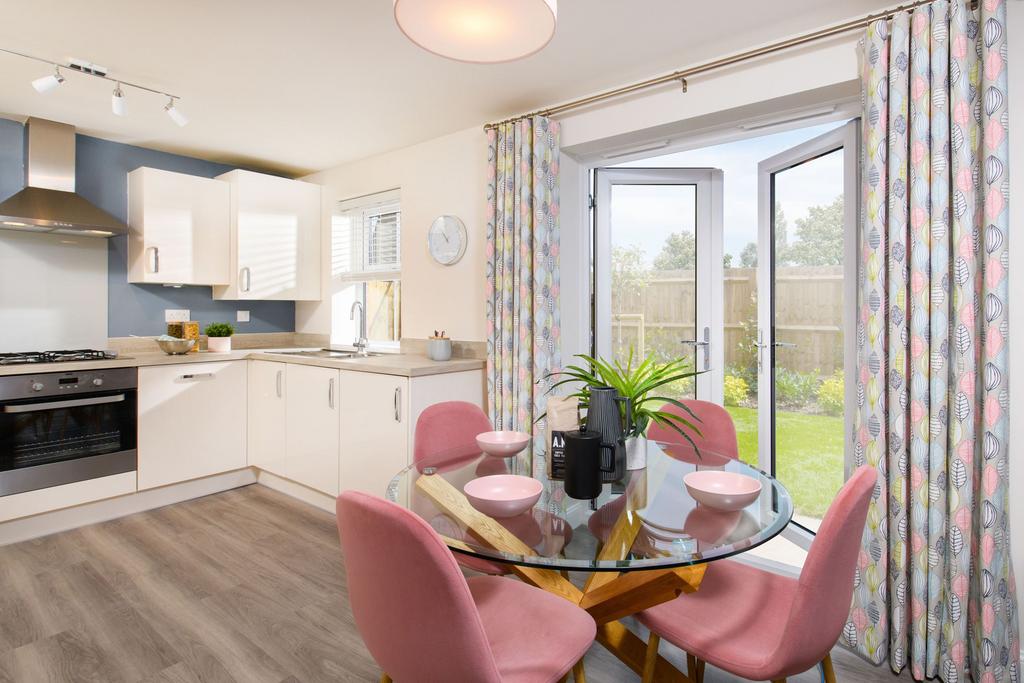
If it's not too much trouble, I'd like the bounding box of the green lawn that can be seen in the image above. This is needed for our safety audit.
[725,406,845,520]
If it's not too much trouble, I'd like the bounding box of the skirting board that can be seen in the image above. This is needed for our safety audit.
[255,469,337,514]
[0,468,257,546]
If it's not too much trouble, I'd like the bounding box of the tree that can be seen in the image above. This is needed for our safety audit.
[777,195,843,266]
[652,231,695,271]
[611,245,648,309]
[723,253,734,268]
[739,241,758,267]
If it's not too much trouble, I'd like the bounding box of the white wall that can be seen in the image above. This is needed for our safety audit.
[0,231,108,352]
[297,127,488,342]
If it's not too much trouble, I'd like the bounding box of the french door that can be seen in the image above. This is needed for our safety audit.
[593,168,724,403]
[755,120,858,546]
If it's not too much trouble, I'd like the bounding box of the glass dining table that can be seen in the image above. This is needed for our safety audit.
[387,439,793,682]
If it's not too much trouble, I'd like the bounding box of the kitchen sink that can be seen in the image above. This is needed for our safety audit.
[275,349,378,359]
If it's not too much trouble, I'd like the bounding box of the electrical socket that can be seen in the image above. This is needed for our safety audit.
[165,309,190,323]
[237,310,250,323]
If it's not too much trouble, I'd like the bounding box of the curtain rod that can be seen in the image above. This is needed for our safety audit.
[483,0,952,131]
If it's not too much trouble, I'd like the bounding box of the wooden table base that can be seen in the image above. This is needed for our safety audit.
[416,475,705,683]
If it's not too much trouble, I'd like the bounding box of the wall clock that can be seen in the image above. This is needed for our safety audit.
[427,215,467,265]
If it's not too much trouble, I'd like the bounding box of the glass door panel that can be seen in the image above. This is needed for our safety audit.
[757,121,858,548]
[594,169,723,404]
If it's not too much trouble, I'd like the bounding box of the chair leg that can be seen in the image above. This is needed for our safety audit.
[821,653,837,683]
[686,653,698,679]
[380,675,392,683]
[771,679,786,683]
[641,633,660,683]
[573,658,586,683]
[694,658,706,683]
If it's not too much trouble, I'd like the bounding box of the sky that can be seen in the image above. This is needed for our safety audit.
[612,120,848,265]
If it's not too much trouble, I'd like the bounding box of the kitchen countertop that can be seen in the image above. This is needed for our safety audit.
[0,349,485,378]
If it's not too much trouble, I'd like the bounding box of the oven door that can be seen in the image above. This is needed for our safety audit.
[0,389,137,496]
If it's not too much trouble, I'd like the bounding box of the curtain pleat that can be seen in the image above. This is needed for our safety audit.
[485,117,561,475]
[849,1,1017,681]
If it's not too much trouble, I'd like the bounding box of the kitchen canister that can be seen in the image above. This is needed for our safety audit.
[427,337,452,361]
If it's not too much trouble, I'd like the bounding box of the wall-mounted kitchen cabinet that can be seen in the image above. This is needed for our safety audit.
[213,170,322,301]
[127,167,231,285]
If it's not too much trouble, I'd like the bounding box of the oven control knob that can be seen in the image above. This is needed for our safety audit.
[31,382,44,392]
[92,378,104,387]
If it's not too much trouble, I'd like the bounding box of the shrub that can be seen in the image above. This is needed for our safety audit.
[818,369,845,416]
[774,368,820,408]
[723,374,749,407]
[204,322,235,338]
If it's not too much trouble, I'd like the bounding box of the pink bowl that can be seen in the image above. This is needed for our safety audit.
[475,430,531,458]
[463,475,543,518]
[683,470,762,511]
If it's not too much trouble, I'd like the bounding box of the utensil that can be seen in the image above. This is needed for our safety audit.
[475,430,531,458]
[463,475,543,518]
[562,430,615,499]
[156,338,196,355]
[683,471,762,511]
[585,385,630,482]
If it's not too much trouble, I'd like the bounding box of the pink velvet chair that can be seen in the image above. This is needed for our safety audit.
[638,465,877,683]
[337,491,595,683]
[414,401,511,575]
[646,399,738,463]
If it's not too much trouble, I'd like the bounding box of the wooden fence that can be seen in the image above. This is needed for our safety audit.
[611,266,844,376]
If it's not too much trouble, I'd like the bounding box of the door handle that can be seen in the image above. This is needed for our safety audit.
[147,246,160,273]
[4,393,126,413]
[328,377,335,409]
[394,386,402,422]
[680,327,711,371]
[240,266,252,293]
[179,372,215,381]
[276,369,283,398]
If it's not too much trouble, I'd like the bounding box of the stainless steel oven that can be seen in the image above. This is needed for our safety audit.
[0,368,137,496]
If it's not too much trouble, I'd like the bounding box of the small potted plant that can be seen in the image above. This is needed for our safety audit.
[428,330,452,361]
[546,349,702,469]
[204,322,235,353]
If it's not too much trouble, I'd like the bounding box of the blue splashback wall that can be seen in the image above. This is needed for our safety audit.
[75,135,296,337]
[0,119,295,337]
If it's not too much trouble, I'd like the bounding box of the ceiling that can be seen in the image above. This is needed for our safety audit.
[0,1,895,176]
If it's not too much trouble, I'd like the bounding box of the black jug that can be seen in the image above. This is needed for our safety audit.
[562,430,616,499]
[585,385,630,483]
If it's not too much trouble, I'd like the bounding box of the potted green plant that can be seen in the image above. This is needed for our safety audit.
[547,349,702,468]
[204,322,235,353]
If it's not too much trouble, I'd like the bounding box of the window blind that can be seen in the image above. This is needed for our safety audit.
[332,190,401,281]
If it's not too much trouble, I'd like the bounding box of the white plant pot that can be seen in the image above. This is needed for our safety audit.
[207,336,232,353]
[625,434,648,470]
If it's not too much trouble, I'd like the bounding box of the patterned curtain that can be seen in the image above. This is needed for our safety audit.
[485,117,561,476]
[848,1,1017,681]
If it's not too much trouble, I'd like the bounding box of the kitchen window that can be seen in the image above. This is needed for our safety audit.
[330,190,402,348]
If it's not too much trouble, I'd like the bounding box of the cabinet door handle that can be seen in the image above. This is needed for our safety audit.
[147,246,160,273]
[394,386,401,422]
[328,377,335,409]
[276,369,283,398]
[179,372,214,381]
[240,266,252,293]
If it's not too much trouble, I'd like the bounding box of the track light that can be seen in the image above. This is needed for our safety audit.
[31,65,64,93]
[164,97,188,127]
[111,83,126,116]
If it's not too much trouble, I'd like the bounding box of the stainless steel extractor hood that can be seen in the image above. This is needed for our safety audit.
[0,117,126,237]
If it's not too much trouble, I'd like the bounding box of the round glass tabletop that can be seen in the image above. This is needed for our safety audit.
[386,439,793,572]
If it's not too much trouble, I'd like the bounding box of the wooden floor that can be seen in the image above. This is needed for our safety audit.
[0,485,914,682]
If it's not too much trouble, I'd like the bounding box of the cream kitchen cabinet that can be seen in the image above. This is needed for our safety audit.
[212,170,322,301]
[127,167,231,285]
[247,360,287,474]
[283,364,340,495]
[338,370,409,501]
[138,361,247,490]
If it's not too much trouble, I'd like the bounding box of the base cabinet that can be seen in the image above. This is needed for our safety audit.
[284,364,340,495]
[338,371,409,502]
[248,360,287,473]
[138,361,247,490]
